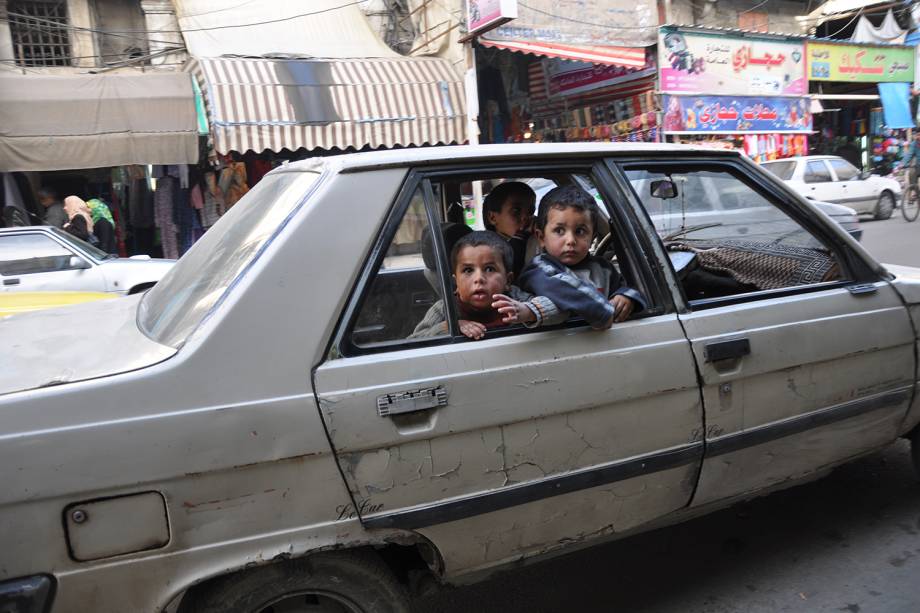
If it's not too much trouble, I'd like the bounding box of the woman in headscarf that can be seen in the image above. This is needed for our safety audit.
[86,197,116,254]
[63,196,95,244]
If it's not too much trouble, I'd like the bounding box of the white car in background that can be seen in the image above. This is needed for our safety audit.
[761,155,901,220]
[0,226,174,294]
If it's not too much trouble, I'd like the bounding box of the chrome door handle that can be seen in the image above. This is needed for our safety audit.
[377,386,447,417]
[704,338,751,363]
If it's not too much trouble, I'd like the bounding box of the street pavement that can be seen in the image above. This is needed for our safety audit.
[413,215,920,613]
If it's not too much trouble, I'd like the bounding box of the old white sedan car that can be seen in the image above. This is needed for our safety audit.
[761,155,901,220]
[0,226,174,294]
[2,144,920,613]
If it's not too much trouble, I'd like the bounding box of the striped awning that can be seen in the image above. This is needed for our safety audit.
[479,39,647,68]
[187,56,467,155]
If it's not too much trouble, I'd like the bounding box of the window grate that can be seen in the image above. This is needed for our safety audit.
[8,1,72,67]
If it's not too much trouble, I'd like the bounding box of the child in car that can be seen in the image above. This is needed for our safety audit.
[518,185,647,330]
[411,231,564,340]
[483,182,536,277]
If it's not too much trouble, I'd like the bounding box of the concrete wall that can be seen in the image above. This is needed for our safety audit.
[669,0,809,34]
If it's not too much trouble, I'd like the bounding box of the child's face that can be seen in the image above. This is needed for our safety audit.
[537,206,594,267]
[453,245,511,311]
[488,195,534,238]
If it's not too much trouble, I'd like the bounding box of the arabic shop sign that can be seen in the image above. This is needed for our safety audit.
[658,29,806,96]
[807,42,914,83]
[661,95,812,134]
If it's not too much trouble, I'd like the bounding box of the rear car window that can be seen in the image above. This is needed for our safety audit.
[139,170,321,348]
[804,161,831,183]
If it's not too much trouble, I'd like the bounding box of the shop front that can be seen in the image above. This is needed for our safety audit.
[807,40,915,171]
[658,27,811,160]
[473,0,659,145]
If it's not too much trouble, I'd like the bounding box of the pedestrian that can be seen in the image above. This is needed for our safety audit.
[62,195,96,245]
[38,187,67,228]
[86,197,117,254]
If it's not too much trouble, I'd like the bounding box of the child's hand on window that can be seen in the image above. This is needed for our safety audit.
[459,319,487,339]
[492,294,537,325]
[610,295,635,323]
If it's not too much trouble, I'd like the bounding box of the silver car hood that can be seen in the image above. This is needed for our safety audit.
[0,294,176,397]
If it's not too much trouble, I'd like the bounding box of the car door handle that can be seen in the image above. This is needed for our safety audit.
[377,386,448,417]
[3,278,20,286]
[704,338,751,363]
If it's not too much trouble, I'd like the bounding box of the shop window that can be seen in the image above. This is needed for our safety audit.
[624,165,845,304]
[7,1,72,67]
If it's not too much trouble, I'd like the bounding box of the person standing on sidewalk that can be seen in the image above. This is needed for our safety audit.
[37,187,67,228]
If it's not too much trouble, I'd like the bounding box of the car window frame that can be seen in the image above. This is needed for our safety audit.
[609,155,883,312]
[804,159,832,184]
[333,160,672,358]
[0,230,83,276]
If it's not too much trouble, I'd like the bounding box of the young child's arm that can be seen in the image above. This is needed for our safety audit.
[408,300,449,339]
[492,287,566,328]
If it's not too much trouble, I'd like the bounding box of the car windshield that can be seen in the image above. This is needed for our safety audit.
[138,170,321,348]
[49,226,112,260]
[761,161,796,181]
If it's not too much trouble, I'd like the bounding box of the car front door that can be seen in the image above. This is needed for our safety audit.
[313,165,703,576]
[829,158,875,214]
[618,158,915,507]
[0,232,104,292]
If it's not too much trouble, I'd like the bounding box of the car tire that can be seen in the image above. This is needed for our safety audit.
[874,191,895,220]
[178,550,411,613]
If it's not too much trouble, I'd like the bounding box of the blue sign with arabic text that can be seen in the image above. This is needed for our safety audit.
[661,95,812,134]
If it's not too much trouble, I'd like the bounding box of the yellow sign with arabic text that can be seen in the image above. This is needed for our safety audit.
[807,42,914,82]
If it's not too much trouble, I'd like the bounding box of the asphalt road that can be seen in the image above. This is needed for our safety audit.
[413,216,920,613]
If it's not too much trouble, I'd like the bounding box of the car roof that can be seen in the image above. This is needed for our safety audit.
[764,156,842,163]
[278,143,740,175]
[0,225,53,235]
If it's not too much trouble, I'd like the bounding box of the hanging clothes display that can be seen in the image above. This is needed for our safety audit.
[154,175,181,260]
[219,162,249,209]
[201,171,225,229]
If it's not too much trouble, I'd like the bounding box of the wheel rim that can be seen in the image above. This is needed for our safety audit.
[257,590,365,613]
[904,189,920,220]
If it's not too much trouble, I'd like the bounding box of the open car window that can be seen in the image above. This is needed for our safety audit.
[343,167,655,355]
[622,164,848,307]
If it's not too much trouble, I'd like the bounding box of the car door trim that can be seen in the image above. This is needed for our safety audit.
[706,385,912,457]
[361,442,703,530]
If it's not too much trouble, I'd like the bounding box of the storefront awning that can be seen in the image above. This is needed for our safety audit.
[188,56,467,155]
[0,72,199,172]
[478,39,647,69]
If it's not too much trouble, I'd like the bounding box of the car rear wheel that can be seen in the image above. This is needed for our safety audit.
[875,191,895,220]
[179,551,410,613]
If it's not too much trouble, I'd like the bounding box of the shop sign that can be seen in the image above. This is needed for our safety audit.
[483,0,656,48]
[467,0,517,37]
[661,95,812,134]
[658,29,806,96]
[544,58,653,97]
[807,42,914,82]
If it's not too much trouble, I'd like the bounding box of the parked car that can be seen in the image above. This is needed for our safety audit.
[530,174,863,240]
[0,226,174,294]
[3,143,920,613]
[0,290,114,318]
[761,155,900,220]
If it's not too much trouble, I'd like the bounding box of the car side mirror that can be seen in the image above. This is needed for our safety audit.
[859,170,871,180]
[68,255,90,270]
[650,179,678,199]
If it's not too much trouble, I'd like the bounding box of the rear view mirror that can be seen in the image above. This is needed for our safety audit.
[68,255,90,270]
[651,179,678,199]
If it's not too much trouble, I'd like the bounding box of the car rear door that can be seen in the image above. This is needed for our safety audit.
[803,159,842,204]
[313,164,703,575]
[616,157,914,508]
